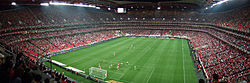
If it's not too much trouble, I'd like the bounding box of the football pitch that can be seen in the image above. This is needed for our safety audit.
[50,37,198,83]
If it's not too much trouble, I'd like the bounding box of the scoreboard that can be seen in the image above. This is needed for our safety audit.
[117,8,126,13]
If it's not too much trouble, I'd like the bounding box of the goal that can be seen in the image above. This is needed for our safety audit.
[89,67,107,80]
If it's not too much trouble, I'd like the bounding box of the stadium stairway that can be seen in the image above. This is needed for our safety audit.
[45,39,61,50]
[67,42,76,47]
[160,30,164,36]
[28,40,47,53]
[149,30,152,35]
[60,37,76,47]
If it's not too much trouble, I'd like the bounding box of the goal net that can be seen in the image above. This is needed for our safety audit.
[89,67,107,80]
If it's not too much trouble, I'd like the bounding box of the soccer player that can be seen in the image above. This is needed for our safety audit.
[126,61,128,65]
[99,64,101,69]
[130,44,133,49]
[134,66,136,70]
[104,73,107,78]
[117,62,119,70]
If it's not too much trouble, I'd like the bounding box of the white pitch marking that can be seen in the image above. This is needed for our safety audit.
[146,68,155,83]
[182,40,186,83]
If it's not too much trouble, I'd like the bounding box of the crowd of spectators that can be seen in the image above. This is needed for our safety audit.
[0,6,248,31]
[0,54,77,83]
[0,27,102,45]
[0,28,248,82]
[206,29,248,51]
[8,30,119,60]
[10,41,45,58]
[0,5,249,83]
[215,7,249,31]
[120,29,249,82]
[182,31,248,82]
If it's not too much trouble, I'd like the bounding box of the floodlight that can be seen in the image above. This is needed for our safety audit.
[157,7,161,10]
[96,7,100,9]
[40,3,49,6]
[11,2,16,5]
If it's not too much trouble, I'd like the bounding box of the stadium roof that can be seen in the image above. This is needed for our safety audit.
[0,0,248,12]
[0,0,205,7]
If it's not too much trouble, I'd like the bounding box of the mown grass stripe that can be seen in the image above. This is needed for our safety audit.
[50,38,198,83]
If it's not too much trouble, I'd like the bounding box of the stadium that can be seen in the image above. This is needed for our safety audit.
[0,0,249,83]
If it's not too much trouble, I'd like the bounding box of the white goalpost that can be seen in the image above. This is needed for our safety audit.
[89,67,107,80]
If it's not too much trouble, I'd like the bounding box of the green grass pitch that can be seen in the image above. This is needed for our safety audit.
[50,37,198,83]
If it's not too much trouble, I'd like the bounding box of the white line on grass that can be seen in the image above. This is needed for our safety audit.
[146,68,155,83]
[111,77,131,83]
[182,40,186,83]
[117,71,126,79]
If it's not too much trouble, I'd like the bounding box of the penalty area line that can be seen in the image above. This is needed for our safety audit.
[146,68,155,83]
